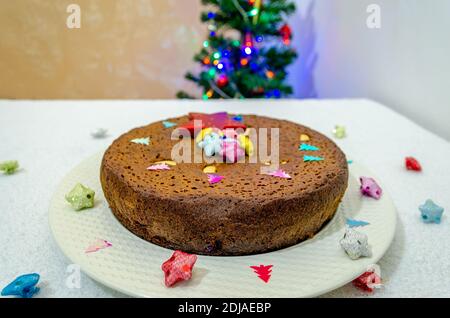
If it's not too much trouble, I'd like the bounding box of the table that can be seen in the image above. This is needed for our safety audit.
[1,99,449,297]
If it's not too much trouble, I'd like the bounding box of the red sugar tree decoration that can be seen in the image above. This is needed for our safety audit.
[250,264,273,283]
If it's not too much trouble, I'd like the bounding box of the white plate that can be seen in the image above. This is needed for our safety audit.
[49,152,396,297]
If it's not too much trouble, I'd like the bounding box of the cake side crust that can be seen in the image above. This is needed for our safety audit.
[101,155,347,255]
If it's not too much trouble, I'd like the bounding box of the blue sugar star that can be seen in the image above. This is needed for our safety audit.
[1,273,40,298]
[299,143,320,151]
[419,199,444,224]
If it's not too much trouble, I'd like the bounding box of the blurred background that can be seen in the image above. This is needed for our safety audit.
[0,0,449,140]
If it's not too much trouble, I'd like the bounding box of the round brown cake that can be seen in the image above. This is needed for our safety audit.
[100,114,348,256]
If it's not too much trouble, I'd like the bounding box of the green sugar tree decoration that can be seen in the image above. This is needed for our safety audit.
[177,0,297,100]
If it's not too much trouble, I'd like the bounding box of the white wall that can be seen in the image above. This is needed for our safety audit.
[289,0,450,140]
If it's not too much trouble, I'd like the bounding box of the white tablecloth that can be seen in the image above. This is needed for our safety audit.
[1,99,449,298]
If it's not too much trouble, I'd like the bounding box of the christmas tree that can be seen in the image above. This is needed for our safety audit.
[177,0,297,100]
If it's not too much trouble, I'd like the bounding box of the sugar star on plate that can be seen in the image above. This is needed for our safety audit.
[360,177,382,200]
[65,183,95,211]
[340,227,372,260]
[161,250,198,287]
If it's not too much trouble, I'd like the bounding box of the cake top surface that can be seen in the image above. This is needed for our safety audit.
[102,114,347,204]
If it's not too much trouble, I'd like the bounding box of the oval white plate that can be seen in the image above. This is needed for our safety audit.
[49,152,396,297]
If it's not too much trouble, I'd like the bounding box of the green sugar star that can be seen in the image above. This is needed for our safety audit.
[0,160,19,175]
[333,125,346,139]
[65,183,95,211]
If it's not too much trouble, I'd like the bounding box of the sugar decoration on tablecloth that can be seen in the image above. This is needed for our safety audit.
[352,265,382,293]
[162,250,198,287]
[147,163,171,171]
[340,227,372,260]
[346,218,370,228]
[85,239,112,254]
[0,160,19,175]
[207,174,224,184]
[303,155,324,162]
[162,121,177,128]
[65,183,95,211]
[347,160,353,164]
[1,273,40,298]
[405,157,422,172]
[359,177,382,200]
[299,143,320,151]
[333,125,346,139]
[250,265,273,283]
[419,199,444,224]
[90,128,108,139]
[130,137,150,145]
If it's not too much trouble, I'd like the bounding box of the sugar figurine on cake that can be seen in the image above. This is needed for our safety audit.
[100,113,348,256]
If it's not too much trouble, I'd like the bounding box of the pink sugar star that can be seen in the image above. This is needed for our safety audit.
[360,176,382,199]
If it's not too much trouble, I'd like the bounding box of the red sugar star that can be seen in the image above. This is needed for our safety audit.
[161,250,198,287]
[352,271,382,293]
[405,157,422,172]
[178,112,246,136]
